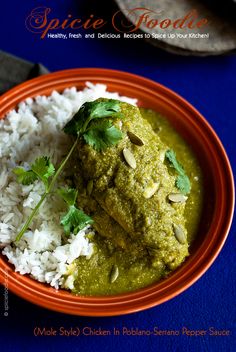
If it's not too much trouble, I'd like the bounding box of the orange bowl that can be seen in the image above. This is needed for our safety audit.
[0,68,234,316]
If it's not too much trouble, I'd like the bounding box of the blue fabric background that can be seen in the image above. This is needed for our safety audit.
[0,1,235,351]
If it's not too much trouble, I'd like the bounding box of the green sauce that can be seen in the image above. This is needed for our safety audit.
[71,108,203,296]
[141,108,203,243]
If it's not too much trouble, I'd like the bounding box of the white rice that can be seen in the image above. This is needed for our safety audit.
[0,82,137,289]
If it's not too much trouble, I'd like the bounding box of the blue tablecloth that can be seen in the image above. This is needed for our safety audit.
[0,1,235,351]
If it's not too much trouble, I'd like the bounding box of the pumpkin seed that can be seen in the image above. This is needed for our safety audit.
[173,224,186,244]
[110,265,119,283]
[168,193,188,203]
[87,180,93,195]
[118,120,123,130]
[127,131,144,146]
[159,150,166,162]
[123,148,136,169]
[143,182,160,199]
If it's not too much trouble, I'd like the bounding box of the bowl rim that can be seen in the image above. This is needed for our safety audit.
[0,68,234,316]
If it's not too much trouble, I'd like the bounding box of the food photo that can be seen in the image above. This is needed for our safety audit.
[0,0,235,351]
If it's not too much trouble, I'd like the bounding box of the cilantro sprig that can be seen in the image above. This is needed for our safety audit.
[165,149,191,194]
[13,99,122,241]
[63,99,123,151]
[58,188,93,235]
[83,120,123,151]
[14,157,55,188]
[13,136,78,242]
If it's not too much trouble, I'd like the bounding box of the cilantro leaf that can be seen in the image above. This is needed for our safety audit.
[83,120,123,151]
[63,99,122,136]
[60,205,94,235]
[165,149,191,194]
[89,100,121,119]
[63,109,85,136]
[31,156,55,187]
[57,187,78,206]
[165,149,185,175]
[176,174,191,195]
[13,167,38,185]
[58,187,93,235]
